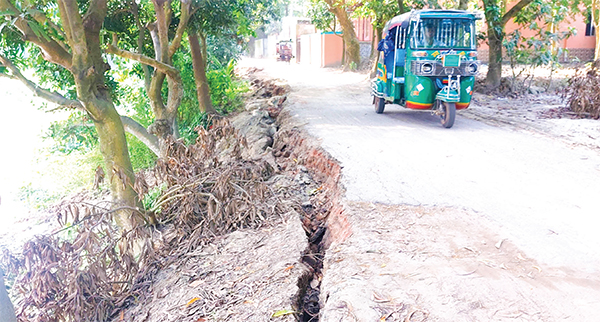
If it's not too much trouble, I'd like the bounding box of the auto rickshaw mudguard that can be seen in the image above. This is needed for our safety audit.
[435,87,460,102]
[457,76,475,109]
[405,75,435,109]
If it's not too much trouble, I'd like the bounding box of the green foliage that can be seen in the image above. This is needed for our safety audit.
[207,58,249,113]
[44,110,156,171]
[142,182,168,213]
[44,112,98,154]
[308,0,336,32]
[126,133,157,170]
[17,145,104,210]
[502,0,577,89]
[17,183,61,211]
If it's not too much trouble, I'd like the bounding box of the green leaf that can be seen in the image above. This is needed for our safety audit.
[0,9,17,16]
[28,20,51,41]
[271,309,296,318]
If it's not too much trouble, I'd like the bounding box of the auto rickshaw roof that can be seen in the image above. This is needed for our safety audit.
[383,9,481,37]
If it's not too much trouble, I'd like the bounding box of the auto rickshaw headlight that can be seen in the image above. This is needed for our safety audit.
[467,63,478,74]
[421,63,433,74]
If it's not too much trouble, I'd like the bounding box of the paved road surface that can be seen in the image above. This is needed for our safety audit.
[243,58,600,274]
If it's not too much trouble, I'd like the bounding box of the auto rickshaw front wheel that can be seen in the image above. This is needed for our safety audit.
[374,96,385,114]
[439,100,456,128]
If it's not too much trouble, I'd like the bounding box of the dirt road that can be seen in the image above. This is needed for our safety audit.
[242,58,600,321]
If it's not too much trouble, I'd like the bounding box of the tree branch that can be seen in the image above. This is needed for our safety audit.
[151,0,171,64]
[23,0,70,51]
[57,0,88,66]
[0,54,83,110]
[501,0,535,26]
[0,0,72,69]
[106,41,179,78]
[120,116,160,156]
[168,0,191,58]
[126,0,151,91]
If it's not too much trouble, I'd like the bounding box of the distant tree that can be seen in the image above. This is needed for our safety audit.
[187,0,282,114]
[309,0,361,68]
[481,0,535,88]
[353,0,401,76]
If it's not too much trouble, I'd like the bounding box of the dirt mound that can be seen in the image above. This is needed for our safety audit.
[1,69,350,322]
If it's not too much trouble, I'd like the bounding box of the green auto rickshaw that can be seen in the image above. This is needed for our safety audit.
[372,10,482,128]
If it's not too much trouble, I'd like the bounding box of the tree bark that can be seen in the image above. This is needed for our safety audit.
[486,29,503,88]
[370,27,377,59]
[324,0,361,68]
[189,31,217,114]
[398,0,405,13]
[458,0,469,10]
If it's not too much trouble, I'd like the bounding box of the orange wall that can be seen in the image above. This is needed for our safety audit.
[478,9,595,51]
[322,33,344,67]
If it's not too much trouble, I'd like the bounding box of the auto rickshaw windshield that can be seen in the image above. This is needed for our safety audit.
[410,18,476,50]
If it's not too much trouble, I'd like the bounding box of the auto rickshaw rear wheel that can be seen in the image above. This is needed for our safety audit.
[374,96,385,114]
[439,101,456,128]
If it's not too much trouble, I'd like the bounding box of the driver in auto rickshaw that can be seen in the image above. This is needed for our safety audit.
[420,22,445,48]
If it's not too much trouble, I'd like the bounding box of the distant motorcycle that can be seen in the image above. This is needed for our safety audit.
[276,40,294,63]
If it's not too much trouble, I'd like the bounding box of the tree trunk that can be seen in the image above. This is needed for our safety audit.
[398,0,405,13]
[458,0,469,10]
[595,30,600,61]
[482,0,535,88]
[325,0,361,68]
[85,94,142,230]
[72,0,144,229]
[370,27,383,78]
[487,29,503,88]
[341,23,361,68]
[370,28,377,59]
[0,269,16,322]
[0,0,145,230]
[189,31,217,114]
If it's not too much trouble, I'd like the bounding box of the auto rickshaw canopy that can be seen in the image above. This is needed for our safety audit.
[382,9,482,38]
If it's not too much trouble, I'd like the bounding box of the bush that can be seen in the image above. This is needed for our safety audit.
[564,63,600,119]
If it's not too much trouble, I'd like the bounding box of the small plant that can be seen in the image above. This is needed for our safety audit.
[349,61,358,71]
[142,182,168,214]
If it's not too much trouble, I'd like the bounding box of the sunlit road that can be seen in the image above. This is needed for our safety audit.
[242,58,600,273]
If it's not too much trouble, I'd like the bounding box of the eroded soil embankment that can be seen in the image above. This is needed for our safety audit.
[272,111,351,320]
